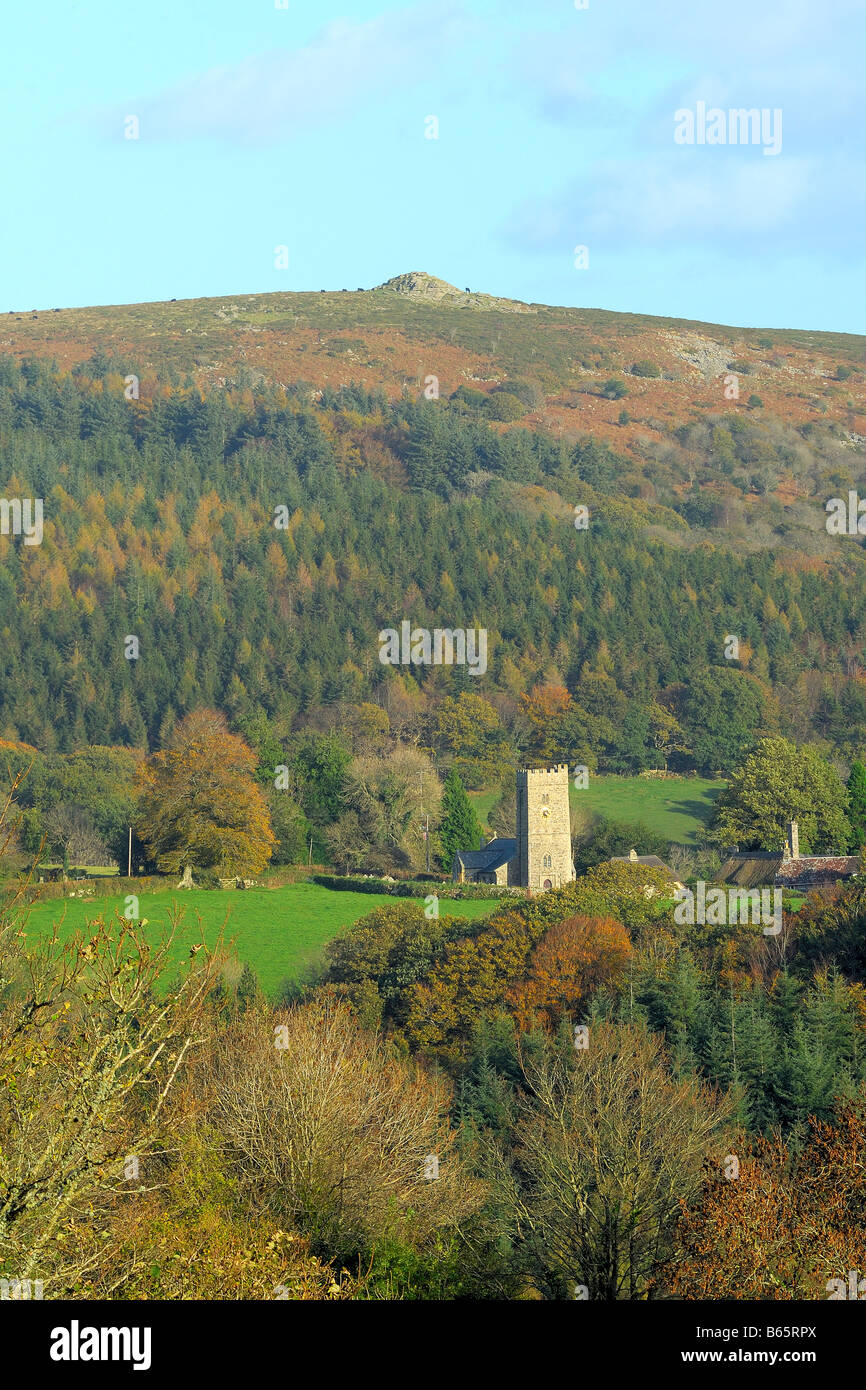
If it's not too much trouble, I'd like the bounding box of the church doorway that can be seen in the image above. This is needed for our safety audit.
[543,878,552,890]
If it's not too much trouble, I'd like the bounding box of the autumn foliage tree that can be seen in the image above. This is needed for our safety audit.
[403,868,673,1057]
[662,1098,866,1300]
[136,708,275,878]
[431,693,514,788]
[518,684,572,763]
[505,914,632,1032]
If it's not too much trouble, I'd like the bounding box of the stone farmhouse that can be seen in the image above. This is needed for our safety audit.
[608,848,685,894]
[718,820,860,892]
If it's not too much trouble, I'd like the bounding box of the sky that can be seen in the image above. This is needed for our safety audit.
[2,0,864,331]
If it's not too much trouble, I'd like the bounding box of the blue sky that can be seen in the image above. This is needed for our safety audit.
[2,0,864,331]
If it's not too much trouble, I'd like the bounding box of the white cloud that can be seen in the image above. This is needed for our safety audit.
[510,0,865,153]
[507,151,866,256]
[107,5,470,144]
[511,0,864,68]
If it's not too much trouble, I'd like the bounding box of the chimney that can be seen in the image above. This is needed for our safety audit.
[787,821,799,860]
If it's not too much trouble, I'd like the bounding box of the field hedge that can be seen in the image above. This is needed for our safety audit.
[312,874,520,901]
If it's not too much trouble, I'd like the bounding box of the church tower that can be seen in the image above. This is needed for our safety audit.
[514,764,576,890]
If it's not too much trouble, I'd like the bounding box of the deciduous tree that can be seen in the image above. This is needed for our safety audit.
[492,1023,731,1299]
[206,998,483,1259]
[136,708,275,877]
[506,914,632,1032]
[711,737,851,852]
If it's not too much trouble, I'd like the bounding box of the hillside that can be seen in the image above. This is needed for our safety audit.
[4,271,864,456]
[1,276,865,794]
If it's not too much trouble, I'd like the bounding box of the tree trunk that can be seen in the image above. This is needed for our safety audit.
[177,863,195,890]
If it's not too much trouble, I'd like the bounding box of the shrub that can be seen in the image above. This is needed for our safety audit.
[450,385,486,410]
[207,998,484,1259]
[311,873,514,900]
[493,378,543,409]
[600,378,629,400]
[662,1100,866,1300]
[484,391,527,421]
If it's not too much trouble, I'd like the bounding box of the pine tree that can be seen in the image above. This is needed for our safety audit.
[438,767,482,870]
[236,961,259,1013]
[847,761,866,848]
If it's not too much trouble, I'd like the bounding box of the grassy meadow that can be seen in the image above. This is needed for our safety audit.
[570,775,725,845]
[18,881,495,998]
[16,775,724,998]
[474,773,725,846]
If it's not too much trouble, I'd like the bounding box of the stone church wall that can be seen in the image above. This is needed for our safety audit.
[515,764,575,890]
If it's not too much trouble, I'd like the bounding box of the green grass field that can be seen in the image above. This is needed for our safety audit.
[468,788,501,835]
[472,773,725,846]
[18,882,495,998]
[570,775,726,846]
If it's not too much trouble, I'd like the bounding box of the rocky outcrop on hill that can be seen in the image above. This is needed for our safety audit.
[376,271,535,313]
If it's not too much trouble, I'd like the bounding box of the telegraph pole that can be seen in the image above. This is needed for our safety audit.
[420,771,430,873]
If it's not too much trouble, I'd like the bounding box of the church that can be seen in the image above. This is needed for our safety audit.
[451,764,576,892]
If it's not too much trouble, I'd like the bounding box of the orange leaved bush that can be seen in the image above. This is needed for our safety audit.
[661,1100,866,1299]
[505,914,632,1031]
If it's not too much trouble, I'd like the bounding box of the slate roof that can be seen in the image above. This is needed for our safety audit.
[719,852,859,890]
[453,838,517,873]
[718,853,783,888]
[775,856,859,890]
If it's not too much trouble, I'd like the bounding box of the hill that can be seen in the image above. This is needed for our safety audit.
[571,775,726,846]
[3,272,864,466]
[0,276,865,790]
